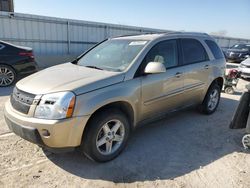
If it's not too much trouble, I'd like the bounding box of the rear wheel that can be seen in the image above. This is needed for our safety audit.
[0,65,16,87]
[200,84,221,114]
[81,109,130,162]
[242,134,250,149]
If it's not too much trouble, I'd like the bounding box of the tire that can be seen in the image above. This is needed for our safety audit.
[242,134,250,150]
[229,92,250,129]
[81,109,130,162]
[225,86,234,94]
[0,64,16,87]
[200,84,221,114]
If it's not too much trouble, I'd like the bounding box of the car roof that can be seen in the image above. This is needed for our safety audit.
[0,40,32,51]
[112,32,212,41]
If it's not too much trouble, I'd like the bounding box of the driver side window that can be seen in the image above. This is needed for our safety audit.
[145,40,178,69]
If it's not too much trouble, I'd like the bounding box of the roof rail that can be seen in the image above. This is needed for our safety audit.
[111,31,210,39]
[111,31,162,39]
[168,31,209,36]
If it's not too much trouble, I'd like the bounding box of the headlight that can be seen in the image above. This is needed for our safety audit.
[34,91,76,120]
[240,64,247,68]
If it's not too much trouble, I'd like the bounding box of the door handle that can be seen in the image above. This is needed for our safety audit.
[175,72,182,78]
[204,65,210,69]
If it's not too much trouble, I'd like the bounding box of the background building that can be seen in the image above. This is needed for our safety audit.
[0,0,14,12]
[0,11,249,68]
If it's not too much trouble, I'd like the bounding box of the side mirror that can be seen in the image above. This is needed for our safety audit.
[144,62,166,74]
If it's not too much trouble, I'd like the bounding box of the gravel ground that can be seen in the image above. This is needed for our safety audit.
[0,79,250,188]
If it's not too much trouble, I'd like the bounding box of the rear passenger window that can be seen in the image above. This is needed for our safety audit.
[144,40,178,69]
[205,40,224,59]
[181,39,208,64]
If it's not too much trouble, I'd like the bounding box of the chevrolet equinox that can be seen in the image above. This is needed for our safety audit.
[4,32,225,162]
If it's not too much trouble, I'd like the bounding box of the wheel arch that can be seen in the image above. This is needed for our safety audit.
[81,101,135,141]
[0,63,16,72]
[205,77,224,96]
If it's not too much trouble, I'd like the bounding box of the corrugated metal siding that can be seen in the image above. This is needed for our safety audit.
[1,11,250,57]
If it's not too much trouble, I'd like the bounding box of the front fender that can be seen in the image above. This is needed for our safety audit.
[73,79,141,124]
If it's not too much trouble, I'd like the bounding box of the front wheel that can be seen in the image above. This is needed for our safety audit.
[81,109,130,162]
[200,84,221,114]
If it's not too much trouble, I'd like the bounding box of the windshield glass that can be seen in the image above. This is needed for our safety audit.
[77,39,148,71]
[231,44,250,50]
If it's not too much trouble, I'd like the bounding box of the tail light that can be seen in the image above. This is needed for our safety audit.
[19,51,35,61]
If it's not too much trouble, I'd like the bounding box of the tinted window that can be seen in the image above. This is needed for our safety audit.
[0,44,4,50]
[205,40,224,59]
[144,40,178,69]
[181,39,208,64]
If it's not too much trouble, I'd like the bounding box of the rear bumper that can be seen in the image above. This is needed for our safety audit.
[4,99,90,150]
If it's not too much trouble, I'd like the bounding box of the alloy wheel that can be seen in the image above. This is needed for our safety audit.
[0,66,15,86]
[242,134,250,149]
[96,119,125,155]
[207,89,219,111]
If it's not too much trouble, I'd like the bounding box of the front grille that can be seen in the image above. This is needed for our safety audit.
[10,87,35,114]
[241,64,250,68]
[229,53,240,58]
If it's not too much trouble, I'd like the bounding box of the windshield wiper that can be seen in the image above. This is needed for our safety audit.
[85,65,103,70]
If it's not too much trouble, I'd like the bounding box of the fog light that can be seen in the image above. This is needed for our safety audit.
[41,129,50,137]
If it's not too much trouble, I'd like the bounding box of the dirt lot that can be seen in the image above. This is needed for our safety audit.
[0,80,250,188]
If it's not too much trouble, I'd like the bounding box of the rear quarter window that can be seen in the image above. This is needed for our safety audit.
[0,44,5,50]
[205,40,224,59]
[181,38,208,65]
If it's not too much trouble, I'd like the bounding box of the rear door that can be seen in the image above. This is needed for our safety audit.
[0,43,7,64]
[0,43,18,65]
[140,39,185,120]
[179,38,211,105]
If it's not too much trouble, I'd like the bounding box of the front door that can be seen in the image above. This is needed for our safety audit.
[140,39,185,120]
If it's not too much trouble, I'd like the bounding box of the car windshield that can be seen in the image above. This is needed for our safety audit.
[231,44,250,50]
[77,39,148,72]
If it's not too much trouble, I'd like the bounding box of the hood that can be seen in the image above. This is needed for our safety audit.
[16,63,125,95]
[227,48,249,53]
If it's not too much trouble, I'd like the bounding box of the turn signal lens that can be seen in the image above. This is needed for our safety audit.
[66,96,76,118]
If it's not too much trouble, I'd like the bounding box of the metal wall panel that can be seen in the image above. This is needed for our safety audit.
[0,11,250,58]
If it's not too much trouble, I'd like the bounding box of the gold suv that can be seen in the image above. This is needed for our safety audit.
[4,32,225,162]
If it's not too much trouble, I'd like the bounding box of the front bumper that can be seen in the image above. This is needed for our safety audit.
[227,56,247,63]
[4,99,90,149]
[5,116,44,145]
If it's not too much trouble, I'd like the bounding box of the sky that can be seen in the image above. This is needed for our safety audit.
[14,0,250,39]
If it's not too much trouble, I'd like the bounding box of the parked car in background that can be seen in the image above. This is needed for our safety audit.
[225,43,250,63]
[0,40,38,87]
[4,32,225,162]
[239,57,250,78]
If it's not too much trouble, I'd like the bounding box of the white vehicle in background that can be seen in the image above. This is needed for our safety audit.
[239,57,250,78]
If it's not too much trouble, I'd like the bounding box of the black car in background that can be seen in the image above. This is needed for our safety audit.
[0,41,38,87]
[225,43,250,63]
